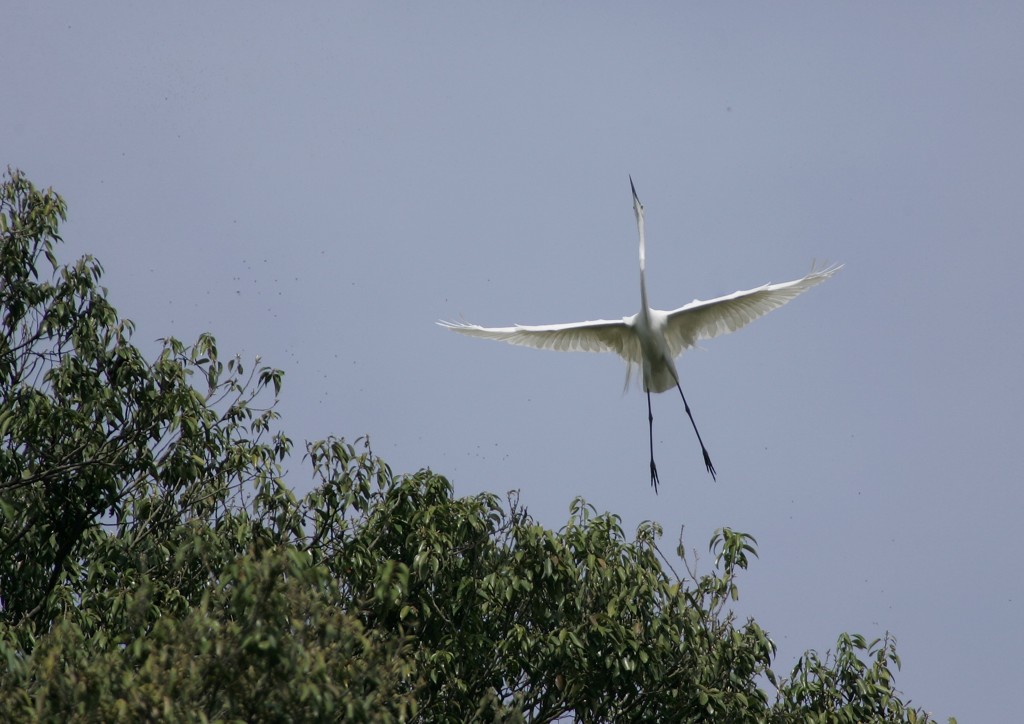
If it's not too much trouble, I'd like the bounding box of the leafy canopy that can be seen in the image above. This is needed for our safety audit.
[0,169,949,722]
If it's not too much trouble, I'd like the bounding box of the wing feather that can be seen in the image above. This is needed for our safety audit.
[662,264,842,357]
[438,318,640,363]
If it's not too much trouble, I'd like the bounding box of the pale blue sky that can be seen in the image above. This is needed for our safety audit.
[6,4,1023,720]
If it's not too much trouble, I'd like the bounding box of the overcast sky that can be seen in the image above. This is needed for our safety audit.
[6,4,1023,720]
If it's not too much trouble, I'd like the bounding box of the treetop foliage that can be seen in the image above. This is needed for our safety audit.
[0,168,950,722]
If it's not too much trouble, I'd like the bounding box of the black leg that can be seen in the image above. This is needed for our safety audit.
[674,382,717,481]
[647,391,660,493]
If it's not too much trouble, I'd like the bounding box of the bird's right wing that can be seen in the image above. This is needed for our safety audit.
[662,264,842,357]
[438,318,640,361]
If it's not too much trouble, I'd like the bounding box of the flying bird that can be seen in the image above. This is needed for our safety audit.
[440,178,841,491]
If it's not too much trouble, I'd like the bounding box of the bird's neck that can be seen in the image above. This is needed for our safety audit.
[638,220,650,312]
[640,268,650,315]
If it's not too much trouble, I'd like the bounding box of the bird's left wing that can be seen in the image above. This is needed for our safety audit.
[438,317,639,362]
[662,264,842,357]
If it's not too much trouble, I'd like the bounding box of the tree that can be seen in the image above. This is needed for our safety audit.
[0,169,950,722]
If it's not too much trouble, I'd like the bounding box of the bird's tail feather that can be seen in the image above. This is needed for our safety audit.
[622,361,636,394]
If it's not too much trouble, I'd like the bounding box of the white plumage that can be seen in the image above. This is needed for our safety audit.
[440,178,841,490]
[439,268,838,391]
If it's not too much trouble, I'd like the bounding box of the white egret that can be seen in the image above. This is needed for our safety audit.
[440,178,841,491]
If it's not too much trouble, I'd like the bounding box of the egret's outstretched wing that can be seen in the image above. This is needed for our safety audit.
[438,318,640,362]
[662,264,842,357]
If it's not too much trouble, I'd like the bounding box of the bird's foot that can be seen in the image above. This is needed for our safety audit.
[703,450,717,481]
[650,460,660,493]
